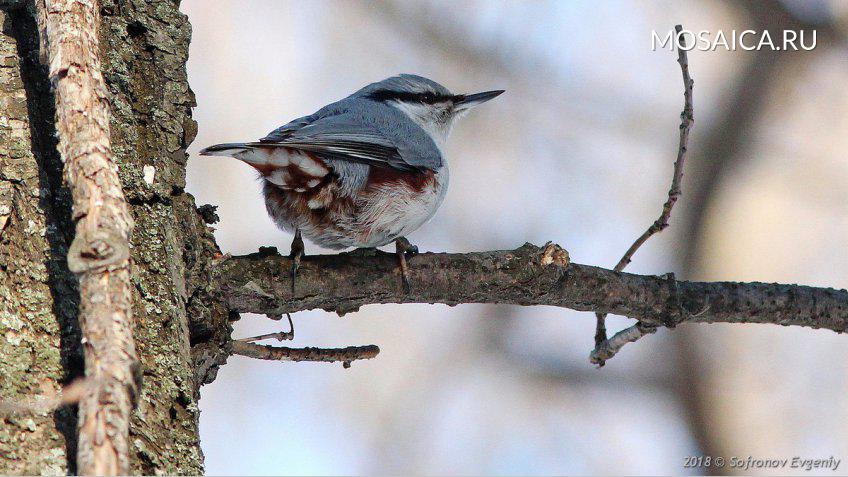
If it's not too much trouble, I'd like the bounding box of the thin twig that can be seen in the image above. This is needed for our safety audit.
[593,24,694,365]
[35,1,138,474]
[590,322,659,364]
[237,313,295,342]
[231,341,380,368]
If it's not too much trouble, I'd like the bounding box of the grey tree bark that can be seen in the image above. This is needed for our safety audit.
[0,1,229,474]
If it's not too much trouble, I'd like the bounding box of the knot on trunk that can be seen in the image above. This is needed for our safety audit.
[67,228,130,274]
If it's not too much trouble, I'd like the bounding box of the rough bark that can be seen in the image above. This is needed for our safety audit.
[0,1,229,474]
[96,0,230,473]
[216,244,848,334]
[0,8,79,474]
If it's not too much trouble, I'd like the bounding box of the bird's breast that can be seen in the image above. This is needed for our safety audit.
[263,162,448,249]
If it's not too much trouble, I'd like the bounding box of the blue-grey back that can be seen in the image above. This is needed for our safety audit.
[262,96,443,172]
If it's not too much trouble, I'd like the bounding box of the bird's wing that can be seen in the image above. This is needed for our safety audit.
[252,114,413,171]
[260,114,318,143]
[254,105,442,172]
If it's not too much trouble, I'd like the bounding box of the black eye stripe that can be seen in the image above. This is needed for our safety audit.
[366,90,459,104]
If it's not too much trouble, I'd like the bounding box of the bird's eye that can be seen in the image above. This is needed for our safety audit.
[422,93,436,103]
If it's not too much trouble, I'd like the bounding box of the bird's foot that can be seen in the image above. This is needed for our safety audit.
[289,230,304,294]
[395,237,418,293]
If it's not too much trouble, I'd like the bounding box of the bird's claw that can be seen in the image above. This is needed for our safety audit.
[395,237,416,293]
[290,230,304,294]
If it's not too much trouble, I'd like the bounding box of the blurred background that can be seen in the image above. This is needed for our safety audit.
[181,1,848,475]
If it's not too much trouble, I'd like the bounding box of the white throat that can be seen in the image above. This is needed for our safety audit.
[388,101,455,151]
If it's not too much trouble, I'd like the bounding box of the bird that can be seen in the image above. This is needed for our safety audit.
[199,74,504,292]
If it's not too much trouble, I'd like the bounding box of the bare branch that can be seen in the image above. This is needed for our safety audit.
[593,24,695,364]
[615,25,694,271]
[35,0,137,474]
[214,243,848,334]
[237,313,295,342]
[231,341,380,368]
[590,322,658,364]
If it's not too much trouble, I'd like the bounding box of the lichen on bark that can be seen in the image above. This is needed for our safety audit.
[0,1,229,474]
[97,0,229,473]
[0,8,78,475]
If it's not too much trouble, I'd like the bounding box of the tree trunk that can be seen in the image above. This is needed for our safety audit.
[0,1,229,474]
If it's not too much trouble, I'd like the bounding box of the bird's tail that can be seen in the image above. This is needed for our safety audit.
[198,142,251,157]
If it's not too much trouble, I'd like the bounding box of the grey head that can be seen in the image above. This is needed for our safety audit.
[352,74,504,148]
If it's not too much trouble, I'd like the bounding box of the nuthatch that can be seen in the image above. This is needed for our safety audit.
[200,74,504,292]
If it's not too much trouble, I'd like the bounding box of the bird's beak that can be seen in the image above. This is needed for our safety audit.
[454,90,505,111]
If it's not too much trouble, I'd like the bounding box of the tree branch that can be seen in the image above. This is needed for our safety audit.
[590,321,659,364]
[613,24,694,272]
[236,313,295,343]
[592,23,695,365]
[231,342,380,368]
[35,0,137,474]
[214,243,848,334]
